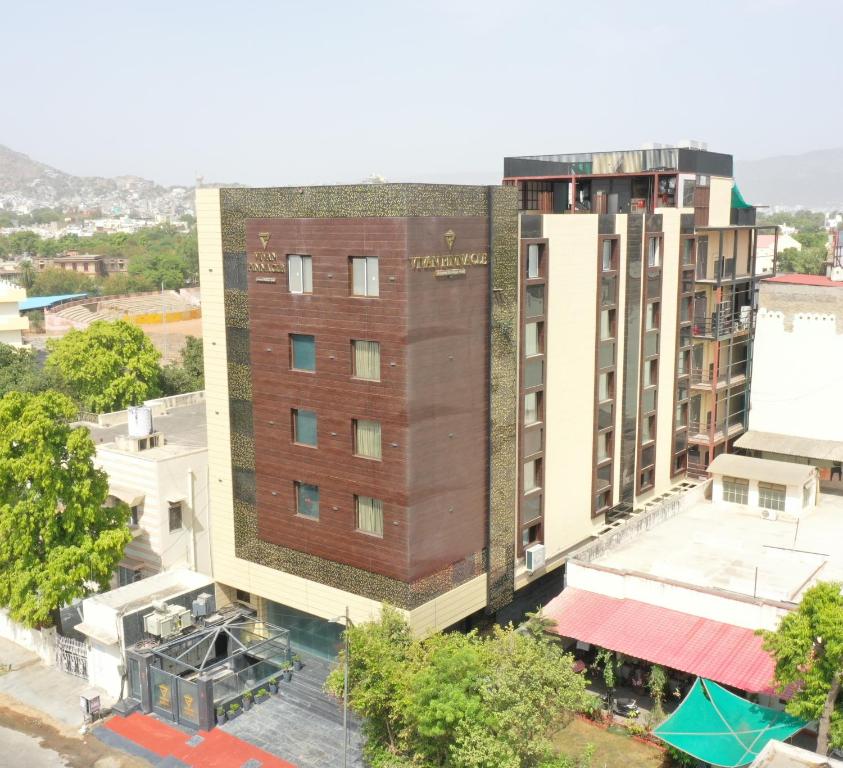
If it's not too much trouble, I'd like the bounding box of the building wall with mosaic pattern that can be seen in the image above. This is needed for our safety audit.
[198,185,519,626]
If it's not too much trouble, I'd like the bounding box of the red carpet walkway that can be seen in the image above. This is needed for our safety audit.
[103,711,296,767]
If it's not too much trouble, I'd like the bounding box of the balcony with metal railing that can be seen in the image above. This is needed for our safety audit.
[688,414,746,445]
[691,311,754,340]
[690,362,748,391]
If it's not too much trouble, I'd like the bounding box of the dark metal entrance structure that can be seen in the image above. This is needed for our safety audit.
[127,609,291,730]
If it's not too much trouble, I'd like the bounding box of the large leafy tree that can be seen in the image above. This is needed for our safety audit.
[0,391,132,627]
[29,267,96,297]
[760,581,843,754]
[160,336,204,395]
[326,607,590,768]
[46,320,162,412]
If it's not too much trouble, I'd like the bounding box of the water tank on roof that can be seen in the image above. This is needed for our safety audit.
[128,406,153,437]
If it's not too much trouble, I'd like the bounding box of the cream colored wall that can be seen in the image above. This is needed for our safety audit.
[612,217,628,496]
[708,176,733,227]
[541,214,603,559]
[651,210,682,494]
[196,188,482,635]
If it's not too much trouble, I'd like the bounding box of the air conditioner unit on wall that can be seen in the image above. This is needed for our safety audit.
[525,544,546,574]
[760,508,778,521]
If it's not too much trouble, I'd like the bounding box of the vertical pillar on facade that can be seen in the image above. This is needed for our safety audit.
[196,675,215,731]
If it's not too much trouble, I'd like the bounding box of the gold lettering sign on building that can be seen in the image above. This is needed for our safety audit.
[409,229,488,276]
[181,693,196,719]
[158,683,171,709]
[248,251,286,273]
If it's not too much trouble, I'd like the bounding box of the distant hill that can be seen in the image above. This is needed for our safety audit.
[0,144,190,215]
[734,148,843,210]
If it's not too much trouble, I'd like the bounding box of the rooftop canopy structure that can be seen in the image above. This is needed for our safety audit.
[654,678,807,767]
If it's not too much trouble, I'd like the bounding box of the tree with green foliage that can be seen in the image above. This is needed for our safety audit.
[0,391,132,627]
[160,336,204,395]
[46,320,161,412]
[128,250,190,289]
[760,581,843,755]
[29,267,96,297]
[523,607,557,642]
[98,272,155,295]
[0,343,57,397]
[326,607,590,768]
[648,664,668,725]
[778,246,828,275]
[18,259,36,291]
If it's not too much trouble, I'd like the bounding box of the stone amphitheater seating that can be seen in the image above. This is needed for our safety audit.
[52,292,194,328]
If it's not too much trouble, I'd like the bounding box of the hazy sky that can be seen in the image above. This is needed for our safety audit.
[1,0,840,187]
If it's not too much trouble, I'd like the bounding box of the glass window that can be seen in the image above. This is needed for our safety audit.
[525,322,541,356]
[640,468,654,489]
[523,427,542,456]
[641,444,655,468]
[524,458,542,493]
[601,239,615,271]
[295,482,320,519]
[521,523,540,549]
[597,462,612,490]
[598,402,613,430]
[287,254,313,294]
[351,256,379,296]
[642,414,655,443]
[527,244,541,279]
[758,482,786,511]
[642,387,656,414]
[594,490,611,514]
[600,276,616,306]
[598,371,613,402]
[598,340,614,369]
[600,309,615,340]
[644,331,659,358]
[648,237,661,268]
[168,502,182,532]
[597,431,611,462]
[354,419,382,460]
[723,476,749,505]
[526,285,544,318]
[293,409,318,446]
[355,496,383,537]
[525,392,541,425]
[352,340,380,381]
[525,358,544,388]
[291,334,316,371]
[130,504,141,527]
[682,238,696,265]
[675,402,688,428]
[646,302,660,331]
[674,431,687,453]
[803,483,813,508]
[643,359,657,388]
[523,494,542,524]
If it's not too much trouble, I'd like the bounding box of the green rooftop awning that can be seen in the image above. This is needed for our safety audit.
[731,183,753,209]
[654,679,807,767]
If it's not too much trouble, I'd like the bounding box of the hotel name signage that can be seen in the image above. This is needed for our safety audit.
[249,231,286,273]
[409,230,488,276]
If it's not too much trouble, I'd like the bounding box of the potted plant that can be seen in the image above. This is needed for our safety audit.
[228,702,241,720]
[282,661,293,683]
[255,687,269,704]
[292,654,303,671]
[268,677,278,694]
[216,705,226,724]
[242,691,253,711]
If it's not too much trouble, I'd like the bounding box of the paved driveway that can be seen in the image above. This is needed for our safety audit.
[220,654,365,768]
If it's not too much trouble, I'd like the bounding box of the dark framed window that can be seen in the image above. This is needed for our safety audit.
[291,334,316,371]
[295,482,320,519]
[168,502,182,532]
[522,182,551,211]
[130,504,141,527]
[293,409,318,446]
[526,243,543,279]
[723,477,749,505]
[355,495,384,537]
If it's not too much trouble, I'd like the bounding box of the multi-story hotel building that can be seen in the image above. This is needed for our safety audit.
[197,149,775,654]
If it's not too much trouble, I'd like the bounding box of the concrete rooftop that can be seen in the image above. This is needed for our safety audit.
[590,492,843,604]
[84,401,207,456]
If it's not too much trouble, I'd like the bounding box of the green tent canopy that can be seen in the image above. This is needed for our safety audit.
[654,679,807,767]
[731,183,753,209]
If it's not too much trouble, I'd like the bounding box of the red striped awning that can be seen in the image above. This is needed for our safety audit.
[544,587,776,693]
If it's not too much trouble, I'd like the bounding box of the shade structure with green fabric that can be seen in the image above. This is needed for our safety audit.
[654,678,807,767]
[731,183,753,209]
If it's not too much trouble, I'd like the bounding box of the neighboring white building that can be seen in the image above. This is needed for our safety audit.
[737,275,843,490]
[83,393,212,586]
[756,233,801,275]
[0,279,29,346]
